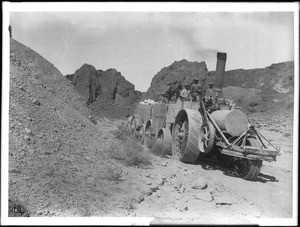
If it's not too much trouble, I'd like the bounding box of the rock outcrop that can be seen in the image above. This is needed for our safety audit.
[97,68,141,106]
[66,66,141,109]
[71,64,101,105]
[144,59,210,101]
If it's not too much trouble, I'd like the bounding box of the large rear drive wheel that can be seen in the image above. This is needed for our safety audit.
[233,138,262,181]
[137,124,145,143]
[171,109,202,163]
[143,121,155,148]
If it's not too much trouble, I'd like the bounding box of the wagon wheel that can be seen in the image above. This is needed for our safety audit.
[137,124,145,143]
[155,128,172,156]
[133,121,141,140]
[233,138,262,181]
[132,117,140,137]
[198,122,215,154]
[143,122,154,148]
[172,118,189,160]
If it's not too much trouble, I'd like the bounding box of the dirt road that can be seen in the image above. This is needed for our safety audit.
[126,152,293,224]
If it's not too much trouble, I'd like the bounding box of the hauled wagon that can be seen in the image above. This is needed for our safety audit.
[124,52,280,181]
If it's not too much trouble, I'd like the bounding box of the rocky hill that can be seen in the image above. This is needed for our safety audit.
[216,61,294,112]
[144,59,210,100]
[66,65,141,119]
[143,59,294,113]
[96,68,141,106]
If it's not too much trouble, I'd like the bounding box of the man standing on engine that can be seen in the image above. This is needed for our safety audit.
[205,82,218,112]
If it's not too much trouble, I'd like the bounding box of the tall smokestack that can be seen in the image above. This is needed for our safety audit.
[214,52,227,93]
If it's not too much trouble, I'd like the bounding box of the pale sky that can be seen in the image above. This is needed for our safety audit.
[8,4,295,92]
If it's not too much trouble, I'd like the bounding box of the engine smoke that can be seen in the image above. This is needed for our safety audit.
[172,26,219,60]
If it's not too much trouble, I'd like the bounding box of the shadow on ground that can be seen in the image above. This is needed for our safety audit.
[194,154,278,183]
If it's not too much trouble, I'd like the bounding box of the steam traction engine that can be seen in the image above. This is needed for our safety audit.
[126,52,280,181]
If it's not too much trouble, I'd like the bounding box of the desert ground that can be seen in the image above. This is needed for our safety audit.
[7,38,296,225]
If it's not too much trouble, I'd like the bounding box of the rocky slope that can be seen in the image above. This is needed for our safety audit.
[8,38,143,217]
[216,61,294,112]
[223,62,294,95]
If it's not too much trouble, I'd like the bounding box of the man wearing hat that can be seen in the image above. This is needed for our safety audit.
[190,78,199,102]
[180,83,191,101]
[158,91,169,104]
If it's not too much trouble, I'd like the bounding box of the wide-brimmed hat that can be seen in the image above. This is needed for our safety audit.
[193,78,199,81]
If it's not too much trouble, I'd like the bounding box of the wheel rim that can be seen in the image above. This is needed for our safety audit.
[154,133,164,156]
[198,122,215,154]
[172,118,188,159]
[232,137,262,180]
[138,125,145,142]
[202,127,209,149]
[233,157,253,177]
[155,128,172,156]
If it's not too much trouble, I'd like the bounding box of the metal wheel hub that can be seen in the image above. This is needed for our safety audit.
[174,121,188,155]
[201,127,210,148]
